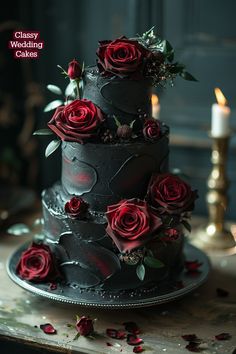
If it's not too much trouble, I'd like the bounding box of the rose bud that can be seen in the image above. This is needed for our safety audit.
[143,118,161,141]
[67,59,82,80]
[76,316,94,336]
[65,196,89,219]
[117,124,132,139]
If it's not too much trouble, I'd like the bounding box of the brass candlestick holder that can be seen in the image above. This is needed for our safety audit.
[194,134,236,251]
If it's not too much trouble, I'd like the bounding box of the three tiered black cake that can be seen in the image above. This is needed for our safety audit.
[16,28,198,298]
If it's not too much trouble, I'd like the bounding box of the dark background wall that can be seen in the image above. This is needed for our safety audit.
[1,0,236,220]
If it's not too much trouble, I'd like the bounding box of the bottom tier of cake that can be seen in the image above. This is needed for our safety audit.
[42,184,185,292]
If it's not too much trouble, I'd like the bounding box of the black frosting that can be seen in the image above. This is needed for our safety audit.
[82,66,152,130]
[61,136,169,211]
[40,66,186,292]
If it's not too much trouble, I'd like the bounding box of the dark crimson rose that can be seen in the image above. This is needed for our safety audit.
[163,228,180,241]
[48,99,105,144]
[106,198,162,253]
[143,118,161,141]
[147,173,198,214]
[67,59,82,80]
[64,196,89,219]
[76,316,94,336]
[96,37,151,77]
[117,124,132,139]
[16,243,58,282]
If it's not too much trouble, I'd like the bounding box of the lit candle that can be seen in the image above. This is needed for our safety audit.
[151,94,160,119]
[211,88,230,137]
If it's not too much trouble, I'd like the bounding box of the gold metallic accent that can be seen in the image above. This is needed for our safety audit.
[193,135,236,252]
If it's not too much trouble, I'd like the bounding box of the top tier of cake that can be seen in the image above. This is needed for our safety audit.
[82,66,152,130]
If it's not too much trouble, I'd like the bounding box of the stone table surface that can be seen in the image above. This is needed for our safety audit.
[0,213,236,354]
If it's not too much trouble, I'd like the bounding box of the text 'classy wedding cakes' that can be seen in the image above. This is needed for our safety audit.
[15,28,199,305]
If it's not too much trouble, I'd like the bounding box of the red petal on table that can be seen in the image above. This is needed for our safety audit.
[106,328,118,338]
[106,328,126,339]
[182,334,199,342]
[185,260,202,272]
[215,333,231,340]
[133,345,144,353]
[116,330,126,339]
[216,288,229,297]
[49,283,57,290]
[123,321,140,334]
[106,342,113,346]
[40,323,57,334]
[127,334,143,346]
[185,342,201,352]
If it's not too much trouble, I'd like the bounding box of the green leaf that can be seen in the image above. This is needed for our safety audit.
[32,218,44,227]
[45,139,61,158]
[65,80,77,98]
[73,333,80,341]
[136,263,145,281]
[113,115,121,127]
[181,220,192,233]
[144,256,164,269]
[180,71,198,82]
[57,64,68,76]
[33,129,54,136]
[7,223,31,236]
[43,100,63,112]
[129,120,136,129]
[47,84,62,95]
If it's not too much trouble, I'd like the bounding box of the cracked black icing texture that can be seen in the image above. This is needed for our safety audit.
[82,66,152,130]
[61,136,169,211]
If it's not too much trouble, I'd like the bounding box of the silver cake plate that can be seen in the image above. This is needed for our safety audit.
[7,242,210,309]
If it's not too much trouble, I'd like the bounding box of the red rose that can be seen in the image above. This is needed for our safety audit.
[143,118,161,141]
[96,37,151,77]
[76,316,94,336]
[162,228,180,241]
[147,173,198,214]
[16,243,58,282]
[48,99,105,144]
[67,59,82,80]
[65,196,89,219]
[106,198,162,253]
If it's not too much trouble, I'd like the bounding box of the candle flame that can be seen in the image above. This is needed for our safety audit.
[151,94,159,105]
[214,87,227,106]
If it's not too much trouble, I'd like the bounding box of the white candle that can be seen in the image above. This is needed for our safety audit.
[211,88,230,137]
[151,94,160,119]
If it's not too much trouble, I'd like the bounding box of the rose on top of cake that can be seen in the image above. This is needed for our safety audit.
[33,27,196,153]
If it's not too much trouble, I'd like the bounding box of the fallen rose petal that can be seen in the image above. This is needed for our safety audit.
[182,334,199,342]
[40,323,57,334]
[133,345,144,353]
[127,334,143,346]
[106,328,126,339]
[185,260,202,272]
[185,342,201,352]
[106,328,118,338]
[49,283,57,290]
[106,342,113,346]
[216,288,229,297]
[116,330,126,339]
[123,321,140,334]
[215,333,231,340]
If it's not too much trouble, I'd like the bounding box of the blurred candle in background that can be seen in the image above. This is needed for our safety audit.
[151,94,160,119]
[211,88,230,137]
